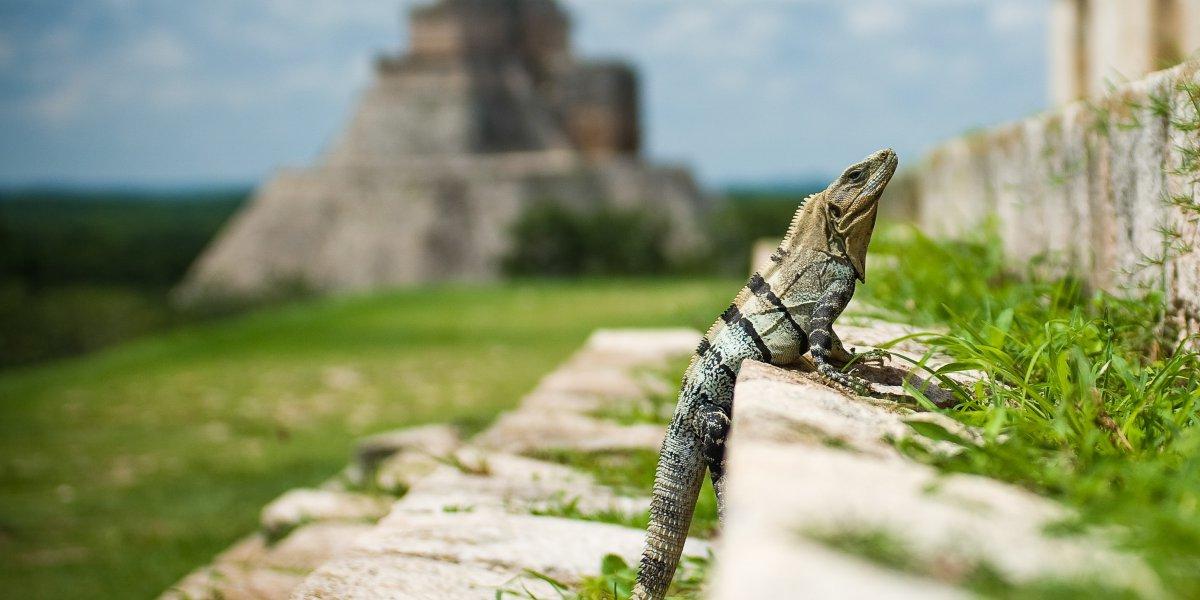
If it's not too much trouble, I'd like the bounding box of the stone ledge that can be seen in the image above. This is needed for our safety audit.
[290,513,708,600]
[162,328,703,600]
[710,360,1159,599]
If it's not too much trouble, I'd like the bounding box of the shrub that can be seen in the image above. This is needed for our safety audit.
[502,202,671,276]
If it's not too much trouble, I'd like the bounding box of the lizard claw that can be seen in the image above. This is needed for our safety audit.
[848,348,888,367]
[816,363,873,397]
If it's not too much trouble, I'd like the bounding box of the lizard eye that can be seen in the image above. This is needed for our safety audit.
[847,169,865,182]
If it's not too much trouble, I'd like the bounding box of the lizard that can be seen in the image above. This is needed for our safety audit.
[631,148,898,600]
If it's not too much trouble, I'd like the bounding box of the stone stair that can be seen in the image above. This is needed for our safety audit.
[162,322,1158,599]
[160,329,706,600]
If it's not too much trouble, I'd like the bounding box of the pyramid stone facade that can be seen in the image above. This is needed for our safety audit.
[179,0,707,301]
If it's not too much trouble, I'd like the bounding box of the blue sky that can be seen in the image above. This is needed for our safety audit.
[0,0,1048,188]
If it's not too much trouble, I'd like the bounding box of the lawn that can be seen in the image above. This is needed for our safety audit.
[0,279,736,599]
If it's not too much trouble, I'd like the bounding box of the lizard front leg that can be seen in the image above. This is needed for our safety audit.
[698,400,730,523]
[809,279,874,396]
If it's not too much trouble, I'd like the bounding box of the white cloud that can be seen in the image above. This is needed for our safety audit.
[38,26,81,56]
[890,46,932,75]
[647,5,787,60]
[30,74,89,125]
[987,2,1041,33]
[125,29,192,70]
[259,0,398,32]
[845,2,911,37]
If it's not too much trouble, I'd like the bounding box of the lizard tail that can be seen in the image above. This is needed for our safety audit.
[632,428,707,600]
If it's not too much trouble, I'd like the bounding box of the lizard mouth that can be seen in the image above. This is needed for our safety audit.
[863,149,898,197]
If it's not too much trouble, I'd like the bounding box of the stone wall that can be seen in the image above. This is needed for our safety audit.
[890,60,1200,343]
[179,153,704,300]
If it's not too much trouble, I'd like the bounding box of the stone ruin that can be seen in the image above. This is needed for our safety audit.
[177,0,708,303]
[162,321,1157,599]
[890,59,1200,345]
[1049,0,1200,104]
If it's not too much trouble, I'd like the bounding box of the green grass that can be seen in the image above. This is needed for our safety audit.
[498,552,711,600]
[0,278,736,599]
[860,225,1200,596]
[527,447,719,541]
[0,189,248,366]
[587,357,690,426]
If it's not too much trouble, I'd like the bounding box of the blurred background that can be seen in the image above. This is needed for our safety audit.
[2,1,1195,598]
[0,0,1052,368]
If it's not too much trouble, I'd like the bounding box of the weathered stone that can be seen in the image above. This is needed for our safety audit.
[1050,0,1199,104]
[1060,101,1097,273]
[533,366,651,401]
[260,489,391,539]
[176,0,708,303]
[712,525,969,600]
[392,450,647,517]
[474,410,664,453]
[262,522,376,571]
[570,328,699,368]
[906,59,1200,343]
[291,513,708,600]
[354,423,462,477]
[711,361,1159,597]
[733,361,980,456]
[914,134,995,237]
[158,525,373,600]
[162,564,303,600]
[371,452,443,495]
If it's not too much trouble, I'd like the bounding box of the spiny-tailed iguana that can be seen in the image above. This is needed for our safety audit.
[632,148,898,600]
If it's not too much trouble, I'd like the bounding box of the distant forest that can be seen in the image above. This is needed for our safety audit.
[0,186,817,368]
[1,189,246,288]
[0,189,247,367]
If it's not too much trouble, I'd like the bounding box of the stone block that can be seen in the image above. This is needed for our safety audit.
[354,424,462,477]
[162,564,302,600]
[260,489,391,539]
[474,409,664,453]
[917,136,994,236]
[710,361,1158,598]
[392,450,648,516]
[290,513,708,600]
[1164,63,1200,343]
[158,524,373,600]
[1060,101,1097,272]
[581,327,699,360]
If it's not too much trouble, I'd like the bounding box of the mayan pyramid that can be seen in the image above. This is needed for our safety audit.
[178,0,708,302]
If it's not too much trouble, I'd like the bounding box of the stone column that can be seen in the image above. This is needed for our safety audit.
[1049,0,1087,105]
[1182,0,1200,58]
[1086,0,1156,96]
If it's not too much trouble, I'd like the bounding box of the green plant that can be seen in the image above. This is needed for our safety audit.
[861,224,1200,595]
[502,203,671,276]
[526,449,719,539]
[497,552,710,599]
[589,359,688,426]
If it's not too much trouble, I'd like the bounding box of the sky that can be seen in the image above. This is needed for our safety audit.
[0,0,1049,188]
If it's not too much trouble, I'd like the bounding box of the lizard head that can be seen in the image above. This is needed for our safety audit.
[824,148,897,281]
[780,148,897,283]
